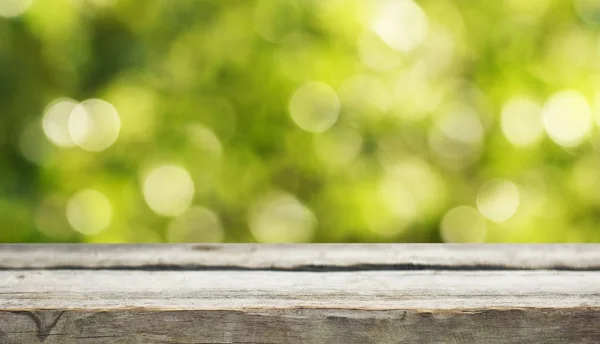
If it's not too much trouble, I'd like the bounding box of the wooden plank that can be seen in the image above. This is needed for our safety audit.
[2,245,600,343]
[2,308,600,344]
[2,244,600,269]
[2,269,600,309]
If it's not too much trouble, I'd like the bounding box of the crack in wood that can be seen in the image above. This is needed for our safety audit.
[1,263,600,272]
[8,310,65,342]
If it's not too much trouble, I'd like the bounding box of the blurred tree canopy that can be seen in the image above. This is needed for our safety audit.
[2,0,600,243]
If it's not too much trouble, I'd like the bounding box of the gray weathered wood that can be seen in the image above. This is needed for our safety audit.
[2,244,600,269]
[2,244,600,343]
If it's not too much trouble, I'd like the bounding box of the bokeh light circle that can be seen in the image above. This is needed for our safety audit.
[142,164,195,217]
[500,97,544,147]
[69,99,121,152]
[379,159,445,223]
[440,206,487,243]
[66,189,112,235]
[371,0,429,53]
[476,180,520,222]
[289,82,340,133]
[42,98,78,148]
[437,105,484,144]
[542,90,592,147]
[313,125,363,169]
[167,206,224,243]
[249,192,316,243]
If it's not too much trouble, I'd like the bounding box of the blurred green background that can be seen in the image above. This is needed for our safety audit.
[2,0,600,243]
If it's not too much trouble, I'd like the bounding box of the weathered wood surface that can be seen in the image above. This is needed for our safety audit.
[2,245,600,343]
[2,243,600,269]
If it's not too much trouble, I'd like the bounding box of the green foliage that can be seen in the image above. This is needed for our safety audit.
[2,0,600,243]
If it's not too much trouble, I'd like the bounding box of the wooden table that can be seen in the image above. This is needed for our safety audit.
[1,244,600,343]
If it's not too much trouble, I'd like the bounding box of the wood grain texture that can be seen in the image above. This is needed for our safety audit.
[3,308,600,344]
[2,244,600,343]
[2,244,600,269]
